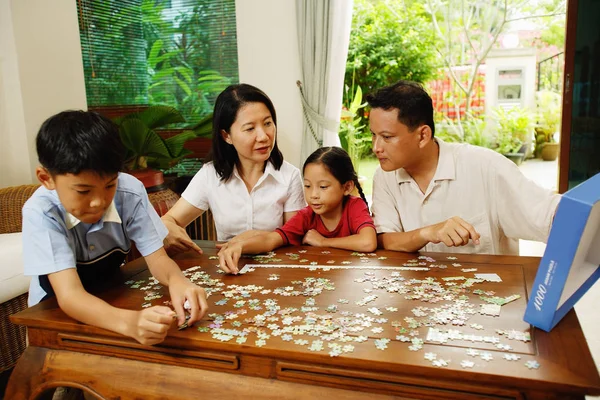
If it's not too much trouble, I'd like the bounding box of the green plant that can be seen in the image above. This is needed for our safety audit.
[435,112,492,148]
[339,85,372,170]
[492,106,534,154]
[534,90,561,156]
[114,105,212,171]
[345,0,439,99]
[495,130,523,155]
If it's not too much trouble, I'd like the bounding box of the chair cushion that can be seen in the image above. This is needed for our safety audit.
[0,232,30,303]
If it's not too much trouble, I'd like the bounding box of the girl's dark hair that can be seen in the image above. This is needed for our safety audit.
[365,80,435,137]
[36,110,125,176]
[208,83,284,181]
[302,147,368,206]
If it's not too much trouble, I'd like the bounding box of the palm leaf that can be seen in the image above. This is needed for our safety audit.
[118,118,151,154]
[138,105,186,129]
[143,129,172,159]
[190,113,213,137]
[164,130,197,158]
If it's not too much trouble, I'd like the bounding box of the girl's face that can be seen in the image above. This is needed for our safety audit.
[222,102,276,166]
[303,163,353,219]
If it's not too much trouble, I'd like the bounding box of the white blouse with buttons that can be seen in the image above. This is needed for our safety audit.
[371,138,561,255]
[181,161,306,241]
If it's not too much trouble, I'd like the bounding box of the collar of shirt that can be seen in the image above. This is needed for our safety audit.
[395,137,456,184]
[225,161,284,187]
[65,200,122,230]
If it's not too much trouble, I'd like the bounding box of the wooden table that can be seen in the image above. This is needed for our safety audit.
[7,242,600,400]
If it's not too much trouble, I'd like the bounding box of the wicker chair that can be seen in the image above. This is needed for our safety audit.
[0,184,39,373]
[186,210,218,241]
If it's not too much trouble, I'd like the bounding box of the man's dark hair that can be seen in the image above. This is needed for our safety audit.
[365,80,435,137]
[208,83,284,181]
[36,110,125,176]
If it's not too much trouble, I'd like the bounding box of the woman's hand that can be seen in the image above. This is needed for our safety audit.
[162,217,203,255]
[218,243,243,275]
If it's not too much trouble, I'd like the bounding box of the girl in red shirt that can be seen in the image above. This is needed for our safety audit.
[218,147,377,274]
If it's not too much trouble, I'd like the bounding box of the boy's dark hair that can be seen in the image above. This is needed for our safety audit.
[365,80,435,137]
[303,146,368,207]
[36,110,125,176]
[208,83,284,181]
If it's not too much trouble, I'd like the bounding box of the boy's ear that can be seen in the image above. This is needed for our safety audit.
[221,129,233,145]
[36,167,56,190]
[343,180,355,196]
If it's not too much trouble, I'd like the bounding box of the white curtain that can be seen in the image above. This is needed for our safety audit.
[296,0,354,162]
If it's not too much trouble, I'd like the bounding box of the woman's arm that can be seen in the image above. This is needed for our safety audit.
[283,211,299,223]
[161,197,205,254]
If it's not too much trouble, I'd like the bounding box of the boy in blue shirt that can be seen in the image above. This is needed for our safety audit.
[22,110,208,345]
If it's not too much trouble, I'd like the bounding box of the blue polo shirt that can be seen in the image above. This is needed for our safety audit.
[22,173,168,306]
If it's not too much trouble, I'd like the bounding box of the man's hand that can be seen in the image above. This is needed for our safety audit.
[162,218,203,255]
[420,216,481,247]
[126,306,176,345]
[302,229,326,247]
[167,276,208,326]
[218,243,243,275]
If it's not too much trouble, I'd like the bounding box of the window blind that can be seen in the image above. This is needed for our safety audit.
[77,0,238,124]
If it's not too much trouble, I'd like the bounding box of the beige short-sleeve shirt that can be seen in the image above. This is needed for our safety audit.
[371,139,561,255]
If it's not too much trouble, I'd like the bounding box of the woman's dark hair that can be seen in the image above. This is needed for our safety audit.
[365,80,435,137]
[36,110,125,176]
[208,83,284,181]
[302,147,368,206]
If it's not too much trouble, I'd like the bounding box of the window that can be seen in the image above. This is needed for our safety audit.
[77,0,238,124]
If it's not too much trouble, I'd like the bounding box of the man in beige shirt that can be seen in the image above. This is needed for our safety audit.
[367,80,560,255]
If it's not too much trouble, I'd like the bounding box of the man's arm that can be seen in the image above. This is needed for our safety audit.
[378,230,429,252]
[48,269,175,345]
[379,217,481,252]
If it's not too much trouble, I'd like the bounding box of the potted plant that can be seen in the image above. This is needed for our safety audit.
[114,105,211,173]
[492,106,534,164]
[534,90,561,161]
[113,105,212,218]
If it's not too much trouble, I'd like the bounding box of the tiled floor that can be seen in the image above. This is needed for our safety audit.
[518,158,600,400]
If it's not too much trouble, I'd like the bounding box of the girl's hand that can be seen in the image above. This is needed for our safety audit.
[302,229,326,247]
[168,277,208,326]
[218,243,243,274]
[162,218,203,255]
[127,306,176,345]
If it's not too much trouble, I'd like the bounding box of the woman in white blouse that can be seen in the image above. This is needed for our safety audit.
[162,84,306,253]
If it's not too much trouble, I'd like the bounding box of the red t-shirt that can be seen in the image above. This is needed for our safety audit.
[275,196,375,246]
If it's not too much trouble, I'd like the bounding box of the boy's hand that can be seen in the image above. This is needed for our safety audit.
[129,306,176,345]
[420,216,481,247]
[168,277,208,326]
[302,229,326,247]
[218,243,243,275]
[162,219,203,255]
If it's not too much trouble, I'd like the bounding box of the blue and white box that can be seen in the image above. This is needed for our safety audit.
[524,172,600,332]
